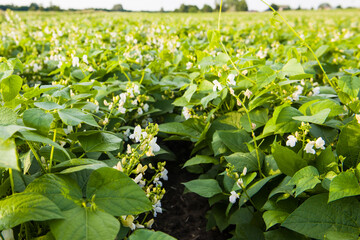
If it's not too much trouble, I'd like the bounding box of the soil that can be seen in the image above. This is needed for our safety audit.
[153,142,231,240]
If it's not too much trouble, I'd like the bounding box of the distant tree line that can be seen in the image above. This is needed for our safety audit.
[0,3,127,12]
[174,0,248,13]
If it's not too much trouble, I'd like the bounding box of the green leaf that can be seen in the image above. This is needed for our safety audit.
[215,130,252,153]
[225,150,263,173]
[0,192,63,230]
[281,58,305,77]
[288,166,320,197]
[329,171,360,203]
[272,143,307,176]
[34,101,64,110]
[337,120,360,167]
[263,210,289,230]
[23,109,54,135]
[25,174,82,211]
[1,75,23,102]
[275,106,302,134]
[338,76,360,98]
[0,107,17,125]
[183,179,222,198]
[0,125,34,141]
[86,167,152,216]
[159,122,201,140]
[315,45,329,58]
[183,155,218,168]
[58,109,99,127]
[282,194,360,239]
[264,229,308,240]
[0,138,19,170]
[292,108,330,125]
[316,146,337,174]
[78,132,122,152]
[240,108,268,132]
[239,174,279,207]
[50,206,119,240]
[129,229,176,240]
[19,131,70,160]
[183,83,197,102]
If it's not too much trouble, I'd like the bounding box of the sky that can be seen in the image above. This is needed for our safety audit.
[1,0,360,11]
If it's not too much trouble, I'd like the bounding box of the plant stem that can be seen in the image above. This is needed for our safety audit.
[49,128,57,172]
[9,168,15,194]
[27,141,47,173]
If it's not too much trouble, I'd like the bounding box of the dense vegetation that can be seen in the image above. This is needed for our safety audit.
[0,8,360,240]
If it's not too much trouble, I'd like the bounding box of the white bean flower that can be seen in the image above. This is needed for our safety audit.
[160,168,168,181]
[149,137,161,154]
[72,56,80,67]
[182,107,191,120]
[229,191,239,204]
[312,87,320,96]
[227,73,236,86]
[153,201,163,217]
[304,141,316,154]
[212,80,223,92]
[286,135,297,147]
[244,89,252,99]
[82,55,88,64]
[186,62,193,70]
[315,137,325,149]
[129,125,142,142]
[355,114,360,124]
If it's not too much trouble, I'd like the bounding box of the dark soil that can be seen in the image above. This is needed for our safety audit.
[153,142,230,240]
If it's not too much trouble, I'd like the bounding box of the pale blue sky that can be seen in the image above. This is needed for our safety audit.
[1,0,360,11]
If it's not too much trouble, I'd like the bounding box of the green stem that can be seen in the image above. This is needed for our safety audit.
[49,128,57,173]
[27,141,47,173]
[243,188,259,211]
[9,168,15,194]
[217,0,223,31]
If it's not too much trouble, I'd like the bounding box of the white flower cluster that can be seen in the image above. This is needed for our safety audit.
[286,134,326,154]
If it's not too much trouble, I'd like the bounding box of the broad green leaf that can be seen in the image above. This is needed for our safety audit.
[159,122,201,140]
[275,106,302,134]
[0,192,63,230]
[211,131,229,156]
[86,167,152,216]
[0,138,19,170]
[316,146,337,174]
[225,150,263,173]
[51,158,107,171]
[0,125,34,141]
[264,229,308,240]
[183,83,197,102]
[239,174,279,207]
[272,143,307,176]
[338,76,360,98]
[288,166,320,197]
[329,171,360,202]
[240,108,268,132]
[19,131,70,160]
[337,120,360,167]
[281,58,305,77]
[129,229,176,240]
[315,45,329,58]
[183,155,218,168]
[309,99,345,118]
[78,132,122,152]
[0,107,17,125]
[201,91,218,108]
[34,101,64,110]
[50,206,119,240]
[58,109,99,127]
[216,130,252,153]
[292,108,330,125]
[282,194,360,239]
[1,75,23,102]
[263,210,289,230]
[23,109,54,135]
[183,179,222,198]
[25,174,82,211]
[256,65,276,89]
